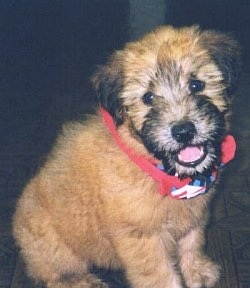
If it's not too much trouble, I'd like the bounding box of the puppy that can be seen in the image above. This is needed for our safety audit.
[13,26,240,288]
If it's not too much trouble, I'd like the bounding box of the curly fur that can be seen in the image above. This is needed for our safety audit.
[13,26,240,288]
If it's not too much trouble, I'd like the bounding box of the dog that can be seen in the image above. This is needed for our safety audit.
[13,26,240,288]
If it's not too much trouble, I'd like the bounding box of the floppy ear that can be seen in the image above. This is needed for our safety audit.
[92,54,125,125]
[201,31,241,97]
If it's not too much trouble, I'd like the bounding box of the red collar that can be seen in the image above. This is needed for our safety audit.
[100,108,236,198]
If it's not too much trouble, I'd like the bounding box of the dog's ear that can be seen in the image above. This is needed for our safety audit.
[201,31,241,97]
[92,54,124,125]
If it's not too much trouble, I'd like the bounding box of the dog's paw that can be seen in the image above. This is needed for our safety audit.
[183,259,220,288]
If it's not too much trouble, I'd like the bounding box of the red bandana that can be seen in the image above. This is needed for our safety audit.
[100,108,236,199]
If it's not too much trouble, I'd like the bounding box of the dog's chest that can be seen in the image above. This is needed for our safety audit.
[162,197,210,236]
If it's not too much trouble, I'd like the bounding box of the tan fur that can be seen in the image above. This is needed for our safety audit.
[13,26,240,288]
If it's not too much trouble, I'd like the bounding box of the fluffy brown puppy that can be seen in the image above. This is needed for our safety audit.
[13,26,240,288]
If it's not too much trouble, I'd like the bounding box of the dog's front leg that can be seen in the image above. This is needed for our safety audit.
[178,227,220,288]
[113,233,183,288]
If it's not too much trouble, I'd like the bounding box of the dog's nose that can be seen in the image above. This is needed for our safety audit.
[171,121,197,143]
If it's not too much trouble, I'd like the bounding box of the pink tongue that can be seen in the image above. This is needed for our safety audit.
[178,146,202,163]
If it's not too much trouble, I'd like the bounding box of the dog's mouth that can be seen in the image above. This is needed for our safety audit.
[175,145,207,167]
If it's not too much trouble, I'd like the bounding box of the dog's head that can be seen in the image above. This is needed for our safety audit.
[92,26,240,178]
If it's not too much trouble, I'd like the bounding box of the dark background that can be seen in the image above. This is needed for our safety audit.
[0,0,249,208]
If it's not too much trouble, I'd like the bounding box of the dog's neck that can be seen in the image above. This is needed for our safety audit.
[100,107,236,199]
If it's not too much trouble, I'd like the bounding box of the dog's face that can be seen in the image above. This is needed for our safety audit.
[93,26,240,178]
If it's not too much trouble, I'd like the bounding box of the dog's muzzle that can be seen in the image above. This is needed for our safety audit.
[171,121,208,167]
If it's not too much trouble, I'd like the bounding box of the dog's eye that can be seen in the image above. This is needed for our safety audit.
[189,80,205,93]
[142,92,154,105]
